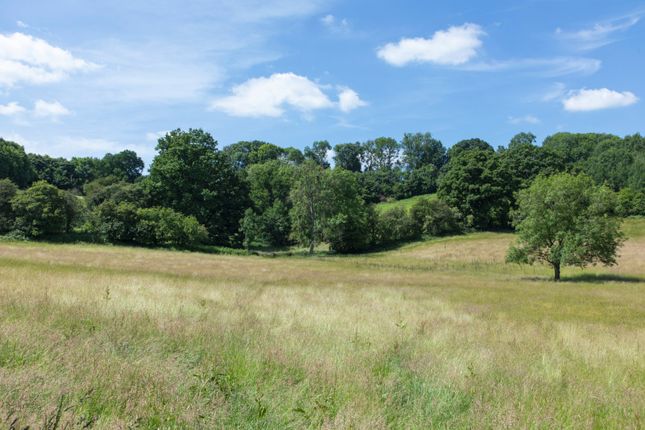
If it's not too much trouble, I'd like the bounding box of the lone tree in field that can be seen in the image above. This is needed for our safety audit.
[506,173,624,281]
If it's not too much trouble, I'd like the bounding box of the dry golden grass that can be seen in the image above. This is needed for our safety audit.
[0,219,643,429]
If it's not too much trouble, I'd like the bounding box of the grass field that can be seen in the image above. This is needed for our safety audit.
[375,193,436,212]
[0,219,643,429]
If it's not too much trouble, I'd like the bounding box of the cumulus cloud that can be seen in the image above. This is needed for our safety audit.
[338,88,367,112]
[33,100,71,119]
[556,14,641,51]
[0,101,26,116]
[377,23,485,66]
[0,32,98,87]
[562,88,638,112]
[508,115,540,125]
[211,72,365,117]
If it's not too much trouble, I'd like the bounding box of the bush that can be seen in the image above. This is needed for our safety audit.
[410,198,463,236]
[374,207,419,245]
[135,207,208,247]
[11,181,69,237]
[616,187,645,216]
[92,201,140,243]
[0,179,18,232]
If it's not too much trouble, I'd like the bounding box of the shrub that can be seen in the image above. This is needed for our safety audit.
[135,207,208,247]
[616,187,645,216]
[0,179,18,232]
[92,201,140,243]
[375,207,419,245]
[410,198,463,236]
[11,181,69,237]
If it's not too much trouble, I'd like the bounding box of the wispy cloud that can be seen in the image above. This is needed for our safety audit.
[508,115,540,125]
[562,88,638,112]
[555,13,642,51]
[321,14,350,34]
[0,101,26,116]
[377,23,485,66]
[461,57,601,77]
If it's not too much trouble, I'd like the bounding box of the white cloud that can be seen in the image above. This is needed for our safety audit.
[33,100,71,119]
[211,72,364,117]
[338,88,367,112]
[0,32,98,87]
[508,115,540,125]
[562,88,638,112]
[377,23,485,66]
[0,102,26,116]
[321,14,350,34]
[556,14,641,51]
[16,21,28,29]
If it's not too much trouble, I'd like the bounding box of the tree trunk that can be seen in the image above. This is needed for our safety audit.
[309,241,315,255]
[553,263,561,282]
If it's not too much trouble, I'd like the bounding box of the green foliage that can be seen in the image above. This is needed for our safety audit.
[410,198,463,236]
[135,207,208,246]
[11,181,69,237]
[500,133,551,190]
[507,173,624,280]
[374,207,418,245]
[83,177,146,209]
[399,164,438,197]
[323,168,371,253]
[242,160,295,247]
[0,139,35,188]
[616,187,645,216]
[0,179,18,232]
[100,150,144,182]
[148,128,248,245]
[401,132,446,170]
[304,141,331,168]
[333,142,363,172]
[359,168,404,203]
[223,140,288,169]
[362,137,400,171]
[289,161,327,253]
[92,201,140,243]
[446,138,493,159]
[438,147,512,229]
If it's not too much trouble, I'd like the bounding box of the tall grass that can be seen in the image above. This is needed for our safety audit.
[0,219,643,428]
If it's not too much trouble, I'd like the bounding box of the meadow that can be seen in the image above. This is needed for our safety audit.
[0,219,643,429]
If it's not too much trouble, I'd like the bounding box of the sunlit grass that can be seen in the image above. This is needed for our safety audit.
[375,193,436,213]
[0,219,643,428]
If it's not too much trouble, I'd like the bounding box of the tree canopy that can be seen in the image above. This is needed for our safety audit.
[507,173,624,281]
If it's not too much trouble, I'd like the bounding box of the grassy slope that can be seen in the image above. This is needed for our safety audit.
[375,193,435,212]
[0,219,643,429]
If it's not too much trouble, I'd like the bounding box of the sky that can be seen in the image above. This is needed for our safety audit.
[1,0,644,166]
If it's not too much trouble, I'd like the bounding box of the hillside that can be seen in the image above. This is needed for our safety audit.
[375,193,436,212]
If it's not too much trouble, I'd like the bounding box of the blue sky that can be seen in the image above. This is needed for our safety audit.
[1,0,643,165]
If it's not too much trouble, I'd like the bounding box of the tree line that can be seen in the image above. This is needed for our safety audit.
[0,130,643,256]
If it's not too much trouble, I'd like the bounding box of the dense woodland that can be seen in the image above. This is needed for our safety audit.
[0,130,643,253]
